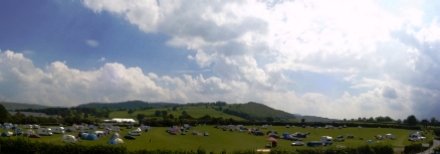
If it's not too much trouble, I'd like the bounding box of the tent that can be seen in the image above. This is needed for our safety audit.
[111,133,120,139]
[82,134,99,140]
[108,138,124,144]
[1,132,10,137]
[267,137,277,142]
[282,132,290,138]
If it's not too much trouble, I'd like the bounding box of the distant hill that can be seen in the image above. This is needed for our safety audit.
[296,115,340,122]
[0,102,50,111]
[77,100,179,109]
[222,102,297,122]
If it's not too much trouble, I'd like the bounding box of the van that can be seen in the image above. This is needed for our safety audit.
[62,135,78,143]
[51,127,65,134]
[38,128,53,136]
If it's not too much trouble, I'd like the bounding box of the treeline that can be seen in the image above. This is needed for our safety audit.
[0,137,395,154]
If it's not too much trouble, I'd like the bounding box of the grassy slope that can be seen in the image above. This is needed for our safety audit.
[10,126,424,152]
[224,102,296,121]
[109,106,245,120]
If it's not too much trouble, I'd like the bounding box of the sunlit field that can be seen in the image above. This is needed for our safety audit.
[4,125,429,152]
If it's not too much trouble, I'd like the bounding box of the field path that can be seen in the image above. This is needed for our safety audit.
[417,139,440,154]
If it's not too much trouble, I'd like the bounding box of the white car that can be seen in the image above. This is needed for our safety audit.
[62,135,78,143]
[128,130,141,136]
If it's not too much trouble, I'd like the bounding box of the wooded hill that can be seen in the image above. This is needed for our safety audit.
[0,102,49,111]
[222,102,297,122]
[77,100,179,109]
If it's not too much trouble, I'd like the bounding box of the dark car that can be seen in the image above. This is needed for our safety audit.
[124,135,136,140]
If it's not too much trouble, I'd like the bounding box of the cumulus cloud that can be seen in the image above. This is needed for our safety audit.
[2,0,439,119]
[86,39,100,47]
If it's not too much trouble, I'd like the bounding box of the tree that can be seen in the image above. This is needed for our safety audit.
[406,115,418,126]
[136,114,145,124]
[266,117,274,123]
[421,119,429,128]
[0,104,10,123]
[431,117,437,125]
[301,118,305,123]
[343,118,347,121]
[397,119,402,124]
[172,106,177,111]
[161,111,168,117]
[182,111,187,116]
[154,111,161,117]
[128,109,134,115]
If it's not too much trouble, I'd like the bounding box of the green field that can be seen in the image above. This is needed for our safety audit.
[109,106,244,120]
[4,125,431,153]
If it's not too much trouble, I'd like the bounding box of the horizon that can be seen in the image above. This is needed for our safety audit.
[1,1,440,120]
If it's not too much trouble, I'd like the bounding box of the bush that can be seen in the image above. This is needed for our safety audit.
[403,143,428,154]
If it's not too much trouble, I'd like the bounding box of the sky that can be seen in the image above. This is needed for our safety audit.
[1,0,440,120]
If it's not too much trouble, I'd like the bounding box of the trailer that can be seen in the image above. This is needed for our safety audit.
[38,128,53,136]
[51,127,65,134]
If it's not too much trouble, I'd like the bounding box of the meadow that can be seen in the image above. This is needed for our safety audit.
[3,125,430,153]
[109,106,244,120]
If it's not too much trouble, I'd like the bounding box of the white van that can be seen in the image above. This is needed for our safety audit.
[51,127,65,134]
[62,135,78,143]
[23,124,33,129]
[38,128,53,136]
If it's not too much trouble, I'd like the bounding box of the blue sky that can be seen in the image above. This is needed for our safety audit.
[1,0,440,120]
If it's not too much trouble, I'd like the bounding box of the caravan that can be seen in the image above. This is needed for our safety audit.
[33,125,40,129]
[51,127,65,134]
[62,135,78,143]
[23,124,33,129]
[128,129,142,136]
[38,128,53,136]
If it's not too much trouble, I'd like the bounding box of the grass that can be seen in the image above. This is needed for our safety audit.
[2,125,428,153]
[109,106,244,120]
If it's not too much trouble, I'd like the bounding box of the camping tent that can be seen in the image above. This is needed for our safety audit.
[108,138,124,144]
[112,133,120,139]
[82,134,99,140]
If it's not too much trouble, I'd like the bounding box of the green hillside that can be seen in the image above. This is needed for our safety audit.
[77,100,179,109]
[222,102,296,122]
[110,105,245,120]
[0,102,49,111]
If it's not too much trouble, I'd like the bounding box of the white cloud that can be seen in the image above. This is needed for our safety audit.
[86,39,100,47]
[2,0,437,120]
[98,57,106,62]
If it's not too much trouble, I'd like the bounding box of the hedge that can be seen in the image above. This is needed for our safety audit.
[0,137,394,154]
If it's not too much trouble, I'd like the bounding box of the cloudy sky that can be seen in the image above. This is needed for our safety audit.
[1,0,440,120]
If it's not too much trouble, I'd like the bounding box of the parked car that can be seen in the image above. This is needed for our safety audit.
[124,135,136,140]
[1,132,10,137]
[291,141,304,146]
[203,132,209,136]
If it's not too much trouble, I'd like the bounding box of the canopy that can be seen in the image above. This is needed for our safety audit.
[267,137,277,142]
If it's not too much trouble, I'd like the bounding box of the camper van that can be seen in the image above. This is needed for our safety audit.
[62,135,78,143]
[38,128,53,136]
[111,126,120,132]
[23,124,33,129]
[51,127,65,134]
